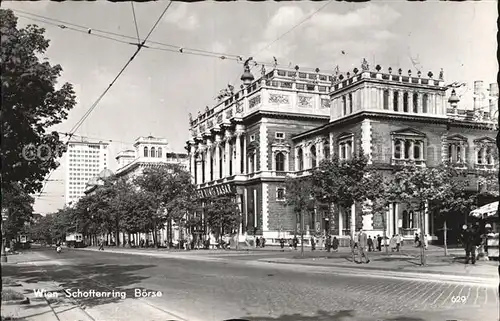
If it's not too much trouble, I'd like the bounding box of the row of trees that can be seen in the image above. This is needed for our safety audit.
[31,165,240,248]
[284,152,498,263]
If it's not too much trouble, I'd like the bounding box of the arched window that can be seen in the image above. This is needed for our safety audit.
[348,93,353,114]
[413,93,418,113]
[404,140,411,159]
[477,148,483,164]
[394,140,402,159]
[402,210,410,229]
[342,96,347,116]
[383,90,389,110]
[143,147,148,157]
[486,147,493,165]
[414,143,421,160]
[210,154,214,181]
[157,147,163,158]
[275,152,285,172]
[248,153,254,173]
[324,143,330,160]
[297,148,304,171]
[403,92,409,112]
[456,145,462,162]
[150,147,156,158]
[393,91,399,111]
[310,145,317,168]
[448,145,453,162]
[422,94,428,113]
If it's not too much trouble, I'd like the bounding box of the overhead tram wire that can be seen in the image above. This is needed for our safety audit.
[130,1,141,43]
[67,2,173,141]
[230,0,334,86]
[13,9,326,74]
[36,3,173,198]
[12,8,242,61]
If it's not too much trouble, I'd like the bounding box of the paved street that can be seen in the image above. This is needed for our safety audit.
[2,248,498,321]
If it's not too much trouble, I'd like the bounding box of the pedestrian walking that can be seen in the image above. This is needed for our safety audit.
[390,235,397,252]
[367,236,374,252]
[310,237,316,251]
[279,238,285,251]
[326,236,332,252]
[396,234,402,252]
[377,235,382,251]
[357,229,370,264]
[332,236,339,252]
[256,237,260,248]
[462,224,479,264]
[98,239,104,251]
[414,233,420,247]
[293,236,298,250]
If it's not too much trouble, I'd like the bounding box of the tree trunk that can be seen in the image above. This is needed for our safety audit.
[443,220,448,256]
[300,211,304,257]
[420,202,426,266]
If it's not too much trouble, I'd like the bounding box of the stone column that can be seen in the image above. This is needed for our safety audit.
[205,139,212,182]
[408,92,413,113]
[409,140,415,160]
[189,143,196,183]
[481,147,486,164]
[196,145,204,184]
[419,141,424,160]
[417,92,423,113]
[391,139,396,159]
[317,141,324,163]
[398,91,404,111]
[388,89,394,111]
[224,130,232,177]
[242,135,247,174]
[379,88,384,109]
[214,134,222,180]
[461,143,466,163]
[235,126,245,174]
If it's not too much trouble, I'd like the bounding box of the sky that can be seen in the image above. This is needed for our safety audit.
[2,0,497,214]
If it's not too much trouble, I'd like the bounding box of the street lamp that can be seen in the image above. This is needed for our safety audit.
[1,208,9,263]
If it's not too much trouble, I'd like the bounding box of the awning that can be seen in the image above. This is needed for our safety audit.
[470,201,499,218]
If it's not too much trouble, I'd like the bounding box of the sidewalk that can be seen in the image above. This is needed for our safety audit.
[2,251,93,321]
[257,253,499,279]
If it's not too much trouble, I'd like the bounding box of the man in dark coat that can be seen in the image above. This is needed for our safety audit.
[462,224,481,264]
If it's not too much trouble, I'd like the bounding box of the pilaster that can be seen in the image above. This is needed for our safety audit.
[259,120,268,171]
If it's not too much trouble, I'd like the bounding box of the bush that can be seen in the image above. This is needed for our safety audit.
[1,289,25,301]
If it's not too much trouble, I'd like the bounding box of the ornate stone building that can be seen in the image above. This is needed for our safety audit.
[187,60,498,243]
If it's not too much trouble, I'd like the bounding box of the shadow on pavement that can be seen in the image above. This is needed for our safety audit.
[224,310,427,321]
[2,262,156,308]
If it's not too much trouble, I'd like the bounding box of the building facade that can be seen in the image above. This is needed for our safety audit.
[114,136,189,181]
[65,139,110,206]
[187,61,498,243]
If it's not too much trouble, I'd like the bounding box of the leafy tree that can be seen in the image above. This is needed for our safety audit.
[311,152,372,237]
[284,176,313,256]
[30,215,53,244]
[2,183,34,244]
[204,193,240,240]
[134,164,197,247]
[1,9,76,194]
[388,163,465,265]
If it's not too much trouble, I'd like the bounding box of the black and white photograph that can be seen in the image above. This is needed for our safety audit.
[1,1,498,320]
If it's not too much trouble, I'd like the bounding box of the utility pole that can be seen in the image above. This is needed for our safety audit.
[1,208,8,263]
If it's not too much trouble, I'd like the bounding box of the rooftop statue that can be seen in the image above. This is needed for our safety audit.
[261,64,266,76]
[439,68,444,80]
[188,113,193,122]
[228,84,234,94]
[361,58,369,71]
[243,56,253,68]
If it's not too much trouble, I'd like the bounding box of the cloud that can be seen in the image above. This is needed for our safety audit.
[211,41,228,54]
[163,3,199,31]
[252,4,402,69]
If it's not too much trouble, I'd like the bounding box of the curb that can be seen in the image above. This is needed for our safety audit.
[2,297,30,305]
[258,259,498,282]
[77,247,225,262]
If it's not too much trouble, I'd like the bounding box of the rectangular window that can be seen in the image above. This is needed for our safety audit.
[275,132,285,139]
[276,188,286,201]
[250,135,256,142]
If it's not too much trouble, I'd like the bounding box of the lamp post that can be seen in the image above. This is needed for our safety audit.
[1,208,8,262]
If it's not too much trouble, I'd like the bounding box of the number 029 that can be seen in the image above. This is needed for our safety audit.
[451,296,467,303]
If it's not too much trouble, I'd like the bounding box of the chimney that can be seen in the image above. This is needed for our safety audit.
[473,80,484,110]
[489,82,498,117]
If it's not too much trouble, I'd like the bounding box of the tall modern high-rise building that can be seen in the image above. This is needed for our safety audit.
[65,140,110,206]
